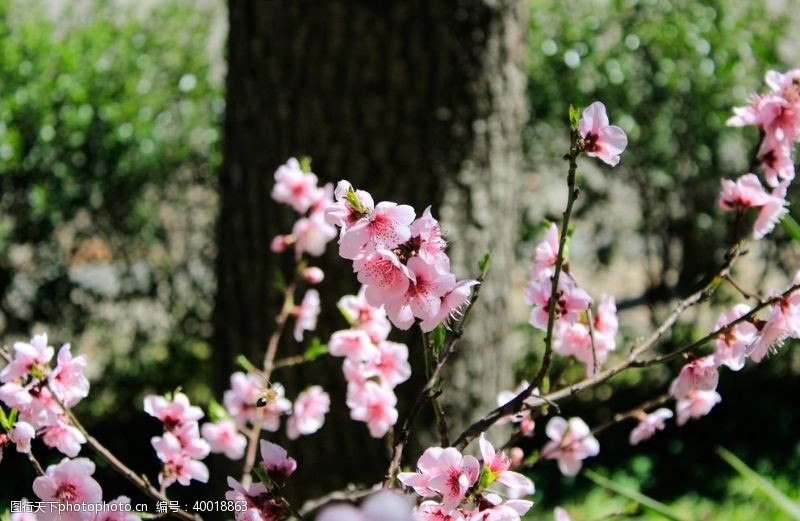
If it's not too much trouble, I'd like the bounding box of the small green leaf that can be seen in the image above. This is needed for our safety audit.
[303,338,328,361]
[584,469,688,521]
[344,187,366,215]
[273,270,287,293]
[235,355,258,373]
[717,446,800,520]
[299,156,313,173]
[431,324,446,357]
[569,104,581,130]
[0,406,8,430]
[781,215,800,245]
[253,465,274,491]
[7,408,18,427]
[207,399,228,422]
[477,251,492,278]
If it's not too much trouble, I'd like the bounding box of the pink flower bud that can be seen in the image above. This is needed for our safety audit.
[302,266,325,284]
[509,447,524,468]
[270,235,292,253]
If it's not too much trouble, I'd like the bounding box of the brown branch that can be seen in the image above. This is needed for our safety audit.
[272,354,306,369]
[299,485,377,516]
[451,242,744,451]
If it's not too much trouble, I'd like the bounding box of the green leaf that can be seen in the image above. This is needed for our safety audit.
[207,399,228,422]
[477,251,492,278]
[0,406,8,430]
[781,215,800,245]
[273,269,287,293]
[253,465,274,491]
[717,447,800,520]
[235,355,258,373]
[343,187,366,215]
[7,408,17,427]
[303,338,328,362]
[299,156,313,173]
[569,104,580,130]
[584,469,688,521]
[431,324,446,357]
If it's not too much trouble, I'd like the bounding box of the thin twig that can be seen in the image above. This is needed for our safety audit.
[241,279,297,484]
[385,279,484,485]
[299,485,377,516]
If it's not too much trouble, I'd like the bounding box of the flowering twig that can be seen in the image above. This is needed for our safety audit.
[385,279,484,485]
[241,278,297,484]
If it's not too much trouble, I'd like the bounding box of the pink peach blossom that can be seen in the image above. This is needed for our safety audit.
[286,385,330,440]
[260,440,297,485]
[10,421,35,453]
[41,418,86,457]
[478,434,535,499]
[225,476,284,521]
[32,457,103,521]
[48,344,89,408]
[339,202,415,260]
[372,341,412,388]
[271,158,322,214]
[143,392,204,431]
[201,419,246,460]
[338,287,392,343]
[294,289,321,341]
[384,257,456,331]
[329,329,378,361]
[151,431,209,487]
[1,334,54,383]
[525,275,592,331]
[531,223,560,281]
[542,416,599,476]
[669,356,719,400]
[347,381,398,438]
[354,249,413,306]
[325,180,375,231]
[579,101,628,166]
[676,389,721,425]
[293,211,337,257]
[713,304,757,371]
[628,408,673,445]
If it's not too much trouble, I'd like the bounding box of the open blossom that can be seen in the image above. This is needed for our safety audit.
[355,249,413,306]
[748,275,800,362]
[420,279,479,332]
[398,446,480,513]
[201,419,247,460]
[271,157,322,213]
[669,356,719,400]
[17,386,62,430]
[410,207,449,267]
[33,458,103,521]
[286,386,330,440]
[629,408,673,445]
[479,434,535,499]
[496,382,537,436]
[226,476,284,521]
[469,495,534,521]
[338,287,392,343]
[260,440,297,485]
[384,256,456,331]
[339,201,416,260]
[525,275,592,331]
[676,389,722,425]
[143,392,204,431]
[294,289,321,341]
[714,304,758,370]
[372,341,412,388]
[718,174,788,239]
[318,491,413,521]
[542,416,599,476]
[329,329,378,361]
[151,431,209,487]
[41,418,86,457]
[578,101,628,166]
[223,372,291,430]
[531,223,560,281]
[10,421,36,453]
[293,212,337,257]
[48,344,90,408]
[1,333,54,382]
[347,381,398,438]
[325,180,375,231]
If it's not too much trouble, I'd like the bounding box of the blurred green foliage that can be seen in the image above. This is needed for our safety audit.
[0,0,222,431]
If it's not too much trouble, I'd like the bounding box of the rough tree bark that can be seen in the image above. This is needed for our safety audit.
[214,0,527,500]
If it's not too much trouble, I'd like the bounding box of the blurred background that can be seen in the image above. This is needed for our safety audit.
[1,0,799,519]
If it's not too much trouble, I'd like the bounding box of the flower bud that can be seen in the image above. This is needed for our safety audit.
[302,267,325,284]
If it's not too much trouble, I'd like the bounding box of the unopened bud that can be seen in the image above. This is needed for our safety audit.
[302,267,325,284]
[509,447,524,468]
[271,235,292,253]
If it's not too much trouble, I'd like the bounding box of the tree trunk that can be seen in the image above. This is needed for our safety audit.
[214,0,527,501]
